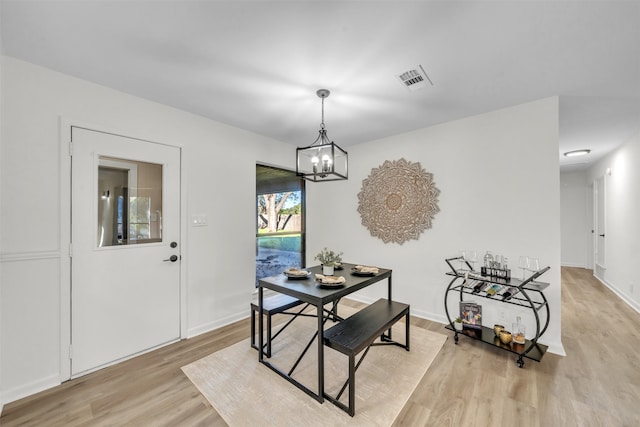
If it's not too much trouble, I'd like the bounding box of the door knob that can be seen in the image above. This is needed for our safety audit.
[163,255,178,262]
[599,234,605,237]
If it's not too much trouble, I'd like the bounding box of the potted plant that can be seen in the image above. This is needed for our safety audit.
[454,317,463,331]
[315,247,343,276]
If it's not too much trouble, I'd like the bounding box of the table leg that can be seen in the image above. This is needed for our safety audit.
[387,274,394,340]
[317,302,324,402]
[258,286,264,362]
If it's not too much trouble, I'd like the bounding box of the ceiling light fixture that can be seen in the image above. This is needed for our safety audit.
[563,149,591,157]
[296,89,348,182]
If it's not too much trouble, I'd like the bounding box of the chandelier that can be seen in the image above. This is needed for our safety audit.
[296,89,348,182]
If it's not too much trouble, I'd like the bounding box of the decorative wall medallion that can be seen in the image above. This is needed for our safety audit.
[357,158,440,244]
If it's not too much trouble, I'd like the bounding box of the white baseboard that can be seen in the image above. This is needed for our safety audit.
[2,373,60,406]
[187,311,248,338]
[593,275,640,314]
[545,342,567,357]
[560,262,588,269]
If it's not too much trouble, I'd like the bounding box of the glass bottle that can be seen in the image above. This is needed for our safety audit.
[502,286,518,300]
[484,251,493,268]
[512,316,526,344]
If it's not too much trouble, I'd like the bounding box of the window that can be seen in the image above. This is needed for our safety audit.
[256,164,305,286]
[129,196,151,241]
[97,156,162,247]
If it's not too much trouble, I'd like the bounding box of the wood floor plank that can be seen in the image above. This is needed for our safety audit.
[1,267,639,426]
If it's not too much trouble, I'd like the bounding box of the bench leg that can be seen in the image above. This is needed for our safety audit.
[332,345,372,417]
[325,304,411,417]
[250,307,271,357]
[252,303,311,358]
[252,310,272,358]
[250,306,257,350]
[250,306,272,357]
[266,311,272,358]
[348,354,355,417]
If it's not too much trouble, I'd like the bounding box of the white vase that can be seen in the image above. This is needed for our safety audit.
[454,322,463,331]
[322,265,334,276]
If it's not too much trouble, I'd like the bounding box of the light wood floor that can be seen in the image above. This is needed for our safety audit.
[2,267,639,426]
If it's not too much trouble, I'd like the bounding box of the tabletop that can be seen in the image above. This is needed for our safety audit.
[258,263,392,305]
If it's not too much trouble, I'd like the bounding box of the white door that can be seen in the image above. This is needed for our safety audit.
[594,175,606,280]
[71,127,181,376]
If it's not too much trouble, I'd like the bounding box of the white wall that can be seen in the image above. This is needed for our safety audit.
[0,56,294,404]
[560,171,591,268]
[587,132,640,312]
[306,97,564,356]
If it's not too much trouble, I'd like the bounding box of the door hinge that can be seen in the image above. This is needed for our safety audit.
[69,345,73,359]
[69,141,73,156]
[69,243,73,258]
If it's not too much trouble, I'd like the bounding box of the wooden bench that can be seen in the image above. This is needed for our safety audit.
[323,298,410,416]
[251,293,308,358]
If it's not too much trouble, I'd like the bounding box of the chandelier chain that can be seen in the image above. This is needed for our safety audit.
[320,94,326,130]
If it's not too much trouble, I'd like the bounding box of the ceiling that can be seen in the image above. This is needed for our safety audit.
[1,1,639,171]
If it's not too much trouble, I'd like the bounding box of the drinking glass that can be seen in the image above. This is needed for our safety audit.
[466,250,478,271]
[529,258,540,274]
[459,250,467,272]
[518,256,529,280]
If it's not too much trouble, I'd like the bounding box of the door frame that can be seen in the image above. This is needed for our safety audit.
[586,180,594,270]
[593,174,606,280]
[59,117,188,381]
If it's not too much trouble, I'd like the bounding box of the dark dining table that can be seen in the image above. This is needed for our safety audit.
[257,262,392,403]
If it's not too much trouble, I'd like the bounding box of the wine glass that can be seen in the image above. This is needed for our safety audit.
[455,250,465,273]
[518,256,530,280]
[528,258,540,275]
[466,250,478,272]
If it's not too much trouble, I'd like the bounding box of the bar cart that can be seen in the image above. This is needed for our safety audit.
[443,256,550,367]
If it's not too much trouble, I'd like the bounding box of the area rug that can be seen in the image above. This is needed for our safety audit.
[182,306,447,426]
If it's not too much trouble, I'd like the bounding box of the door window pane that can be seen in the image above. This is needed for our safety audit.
[98,156,163,247]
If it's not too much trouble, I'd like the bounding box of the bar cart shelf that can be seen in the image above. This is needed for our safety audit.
[443,257,550,368]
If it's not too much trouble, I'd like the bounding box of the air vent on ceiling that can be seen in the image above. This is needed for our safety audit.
[396,65,433,91]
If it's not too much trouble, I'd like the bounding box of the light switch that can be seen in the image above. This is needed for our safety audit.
[191,214,208,226]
